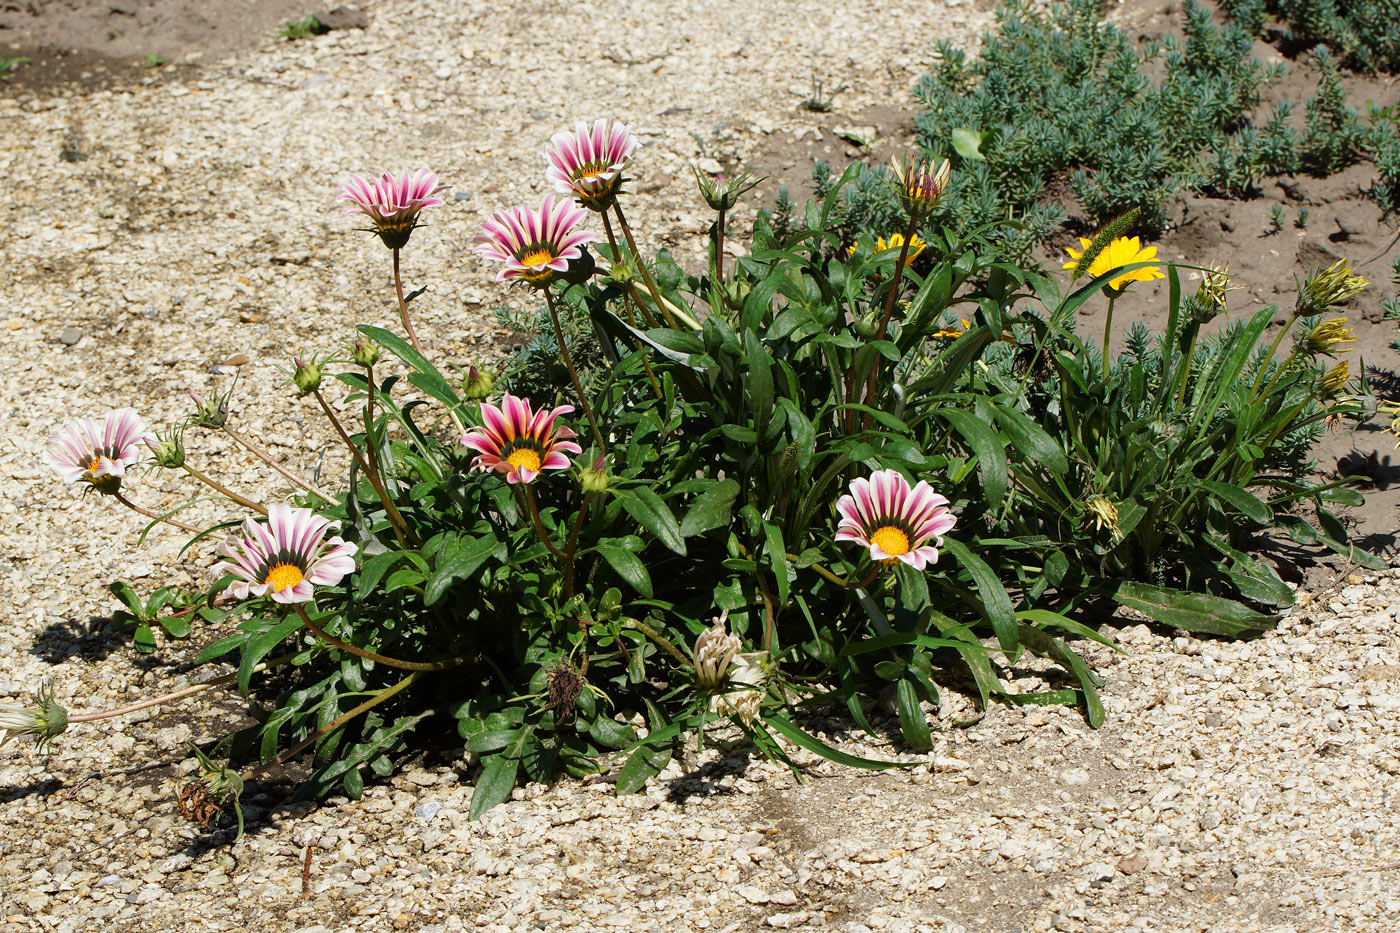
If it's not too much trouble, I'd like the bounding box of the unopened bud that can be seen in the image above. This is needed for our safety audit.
[1303,318,1356,357]
[579,454,610,495]
[693,167,761,212]
[1297,259,1367,318]
[1188,263,1237,324]
[145,427,186,469]
[290,356,323,396]
[1317,359,1349,398]
[188,389,230,430]
[462,364,495,402]
[350,336,380,369]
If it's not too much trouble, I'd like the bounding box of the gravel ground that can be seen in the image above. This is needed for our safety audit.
[2,1,1398,931]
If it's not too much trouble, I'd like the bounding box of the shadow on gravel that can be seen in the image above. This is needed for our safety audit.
[0,776,63,803]
[27,615,174,666]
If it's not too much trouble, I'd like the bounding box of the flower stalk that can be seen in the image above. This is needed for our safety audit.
[392,247,424,355]
[221,424,334,502]
[294,604,464,672]
[543,288,607,453]
[67,654,298,723]
[312,388,415,548]
[180,463,266,515]
[112,491,203,533]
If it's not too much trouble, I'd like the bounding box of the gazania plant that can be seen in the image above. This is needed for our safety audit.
[19,113,1379,839]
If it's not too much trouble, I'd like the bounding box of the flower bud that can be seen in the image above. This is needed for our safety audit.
[1188,263,1237,324]
[693,167,761,212]
[579,454,610,495]
[188,389,230,430]
[692,615,741,692]
[290,356,323,396]
[350,336,380,369]
[461,364,495,402]
[1085,494,1122,543]
[1303,318,1356,357]
[145,427,186,469]
[1317,359,1349,399]
[890,154,951,221]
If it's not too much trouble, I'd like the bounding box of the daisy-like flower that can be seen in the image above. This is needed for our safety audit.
[211,504,358,604]
[0,681,67,757]
[473,195,596,287]
[460,392,582,485]
[890,155,951,220]
[835,468,956,571]
[545,118,641,211]
[1303,318,1356,356]
[1062,236,1164,294]
[43,408,156,494]
[339,169,449,250]
[931,317,972,339]
[1380,400,1400,449]
[848,232,927,266]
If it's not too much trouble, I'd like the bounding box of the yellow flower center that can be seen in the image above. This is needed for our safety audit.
[87,454,102,473]
[870,525,910,558]
[519,248,555,269]
[264,562,305,592]
[506,447,543,474]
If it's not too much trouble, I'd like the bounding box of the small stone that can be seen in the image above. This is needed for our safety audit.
[929,876,948,890]
[1117,855,1148,875]
[225,353,250,366]
[1085,861,1115,882]
[738,884,770,904]
[1204,712,1223,728]
[694,157,722,175]
[60,327,83,346]
[414,802,443,821]
[766,913,810,929]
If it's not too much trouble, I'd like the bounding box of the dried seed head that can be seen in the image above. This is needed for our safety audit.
[1297,259,1367,318]
[545,661,585,723]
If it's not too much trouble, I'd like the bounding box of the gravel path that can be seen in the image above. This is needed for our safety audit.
[2,1,1398,931]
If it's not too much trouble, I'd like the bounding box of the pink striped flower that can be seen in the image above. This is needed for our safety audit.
[460,393,582,485]
[545,118,641,210]
[835,469,956,571]
[472,195,595,287]
[211,504,358,604]
[339,168,449,249]
[43,408,155,494]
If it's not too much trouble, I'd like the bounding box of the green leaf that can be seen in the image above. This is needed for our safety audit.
[764,714,907,770]
[425,535,502,606]
[158,614,192,638]
[240,615,305,694]
[1016,609,1124,652]
[941,538,1018,654]
[951,127,987,161]
[895,678,932,752]
[597,543,653,597]
[744,329,774,437]
[133,624,156,653]
[679,479,740,537]
[589,717,637,750]
[470,745,525,821]
[991,402,1068,474]
[616,741,672,795]
[194,633,247,664]
[936,409,1008,507]
[359,325,440,379]
[1113,581,1279,639]
[1198,480,1272,525]
[762,520,790,607]
[1017,625,1105,728]
[108,581,145,616]
[620,487,686,555]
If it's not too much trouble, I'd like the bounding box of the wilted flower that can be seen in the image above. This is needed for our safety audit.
[692,615,741,691]
[1085,494,1122,542]
[709,654,766,727]
[145,426,186,470]
[1317,360,1350,399]
[1297,259,1367,318]
[44,408,156,494]
[177,744,245,837]
[473,195,596,287]
[835,468,957,571]
[349,336,380,369]
[460,393,582,485]
[0,680,67,757]
[1062,236,1164,294]
[1380,400,1400,449]
[693,168,761,212]
[1303,318,1356,357]
[1187,262,1238,323]
[890,155,951,220]
[211,504,358,604]
[545,118,641,211]
[339,169,449,250]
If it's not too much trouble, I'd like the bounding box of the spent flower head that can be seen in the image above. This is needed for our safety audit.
[178,744,245,838]
[1062,235,1164,295]
[211,504,358,604]
[1296,259,1368,318]
[1187,262,1238,323]
[460,392,582,485]
[0,680,68,758]
[1084,494,1122,542]
[708,654,766,727]
[890,154,951,220]
[473,195,595,287]
[692,168,761,212]
[339,169,449,250]
[1303,318,1356,357]
[43,408,155,495]
[1317,360,1350,399]
[692,614,742,692]
[545,118,640,211]
[835,468,957,571]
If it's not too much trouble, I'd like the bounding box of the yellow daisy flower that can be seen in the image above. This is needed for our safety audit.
[848,232,927,266]
[1063,236,1164,293]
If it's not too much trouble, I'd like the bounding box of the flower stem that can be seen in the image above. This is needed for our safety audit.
[295,604,463,672]
[715,207,727,284]
[68,654,297,723]
[542,288,607,453]
[852,216,918,432]
[601,211,658,327]
[180,464,266,515]
[112,491,202,533]
[627,618,692,668]
[221,425,334,502]
[598,212,663,399]
[392,248,424,355]
[243,669,423,781]
[790,554,881,590]
[612,202,675,328]
[1251,320,1293,398]
[1102,295,1116,379]
[519,484,567,562]
[312,388,415,548]
[562,493,592,600]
